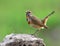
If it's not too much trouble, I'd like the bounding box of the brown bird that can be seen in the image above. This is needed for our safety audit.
[26,10,55,35]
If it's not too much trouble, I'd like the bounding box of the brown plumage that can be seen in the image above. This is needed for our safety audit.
[26,10,55,35]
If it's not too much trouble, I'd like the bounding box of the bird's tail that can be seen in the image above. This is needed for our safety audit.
[43,25,48,29]
[47,11,55,17]
[42,11,55,25]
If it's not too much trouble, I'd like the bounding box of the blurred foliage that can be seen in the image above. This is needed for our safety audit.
[0,0,60,46]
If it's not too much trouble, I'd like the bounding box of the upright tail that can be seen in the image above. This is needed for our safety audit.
[47,11,55,17]
[42,11,55,25]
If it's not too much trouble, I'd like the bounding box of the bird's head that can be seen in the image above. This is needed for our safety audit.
[26,10,32,16]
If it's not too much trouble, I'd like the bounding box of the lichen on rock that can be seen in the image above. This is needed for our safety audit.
[0,33,46,46]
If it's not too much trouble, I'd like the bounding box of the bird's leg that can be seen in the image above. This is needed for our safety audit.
[31,29,41,36]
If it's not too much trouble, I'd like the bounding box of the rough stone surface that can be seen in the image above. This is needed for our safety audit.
[0,33,46,46]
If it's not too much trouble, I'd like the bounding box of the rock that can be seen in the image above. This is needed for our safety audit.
[0,33,46,46]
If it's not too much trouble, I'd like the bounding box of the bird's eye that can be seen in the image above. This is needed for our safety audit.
[27,12,31,13]
[29,12,31,13]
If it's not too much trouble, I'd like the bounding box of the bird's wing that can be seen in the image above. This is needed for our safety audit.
[30,16,44,26]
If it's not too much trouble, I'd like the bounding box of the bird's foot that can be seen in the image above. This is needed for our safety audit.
[30,34,38,37]
[30,34,34,35]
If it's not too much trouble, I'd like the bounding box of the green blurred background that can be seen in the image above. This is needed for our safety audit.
[0,0,60,46]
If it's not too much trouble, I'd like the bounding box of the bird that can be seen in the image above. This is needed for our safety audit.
[25,10,55,35]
